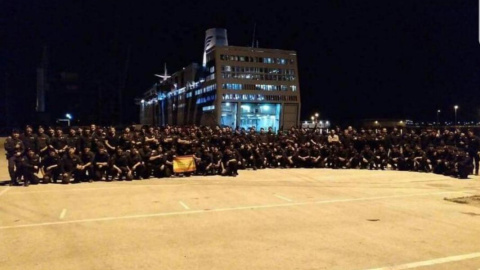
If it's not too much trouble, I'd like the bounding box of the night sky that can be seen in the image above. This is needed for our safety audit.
[2,0,479,126]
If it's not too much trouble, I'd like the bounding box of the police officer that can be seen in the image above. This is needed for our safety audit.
[41,149,61,183]
[467,130,480,175]
[21,148,41,186]
[4,129,24,186]
[60,147,83,184]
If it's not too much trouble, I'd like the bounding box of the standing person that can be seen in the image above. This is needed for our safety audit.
[467,130,480,175]
[66,128,80,153]
[60,148,84,184]
[4,129,24,186]
[105,127,120,155]
[36,126,51,158]
[21,125,37,154]
[52,128,68,156]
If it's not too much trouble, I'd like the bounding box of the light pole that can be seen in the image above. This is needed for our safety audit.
[437,110,440,126]
[454,105,459,126]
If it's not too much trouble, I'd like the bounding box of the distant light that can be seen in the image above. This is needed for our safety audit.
[437,109,441,113]
[454,105,459,109]
[141,99,145,103]
[311,116,315,120]
[66,113,72,120]
[374,121,379,124]
[399,121,404,124]
[226,102,230,106]
[314,113,319,117]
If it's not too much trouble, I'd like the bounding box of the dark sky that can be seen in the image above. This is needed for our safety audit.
[2,0,479,125]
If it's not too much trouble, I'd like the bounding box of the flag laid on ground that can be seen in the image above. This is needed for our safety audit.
[173,155,196,173]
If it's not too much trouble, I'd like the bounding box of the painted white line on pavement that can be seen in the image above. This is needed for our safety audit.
[274,194,293,202]
[0,191,467,230]
[59,209,67,220]
[363,252,480,270]
[0,187,11,197]
[179,201,190,210]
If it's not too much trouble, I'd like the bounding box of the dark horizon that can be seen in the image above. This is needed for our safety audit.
[2,0,479,127]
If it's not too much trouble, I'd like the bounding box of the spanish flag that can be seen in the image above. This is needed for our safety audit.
[173,155,196,173]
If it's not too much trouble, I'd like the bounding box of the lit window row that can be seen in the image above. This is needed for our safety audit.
[264,95,298,101]
[206,73,215,81]
[202,105,215,111]
[222,66,295,75]
[194,84,217,96]
[221,83,297,92]
[221,73,296,81]
[220,54,293,65]
[196,94,216,104]
[223,94,265,101]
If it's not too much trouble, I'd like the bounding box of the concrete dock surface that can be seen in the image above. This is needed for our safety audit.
[2,137,480,269]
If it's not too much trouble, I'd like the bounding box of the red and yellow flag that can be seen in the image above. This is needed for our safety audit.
[173,155,196,173]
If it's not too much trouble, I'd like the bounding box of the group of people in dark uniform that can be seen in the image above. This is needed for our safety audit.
[4,124,480,187]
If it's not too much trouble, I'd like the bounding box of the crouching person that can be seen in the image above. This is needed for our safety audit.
[79,146,95,182]
[94,146,110,181]
[22,148,41,186]
[60,148,84,184]
[129,147,145,180]
[42,149,61,183]
[221,148,238,177]
[110,147,133,181]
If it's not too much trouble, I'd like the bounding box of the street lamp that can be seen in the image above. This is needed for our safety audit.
[454,105,459,126]
[437,110,440,126]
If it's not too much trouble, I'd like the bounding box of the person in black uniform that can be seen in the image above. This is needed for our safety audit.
[373,145,388,170]
[4,129,24,186]
[42,149,61,183]
[360,145,375,170]
[150,147,166,178]
[52,128,68,156]
[139,144,153,179]
[221,148,238,176]
[129,147,145,179]
[105,127,120,155]
[21,125,37,155]
[60,147,84,184]
[197,148,214,175]
[456,151,473,179]
[21,148,41,186]
[66,128,80,153]
[79,146,95,182]
[36,126,51,158]
[110,147,133,181]
[94,146,110,181]
[467,130,480,175]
